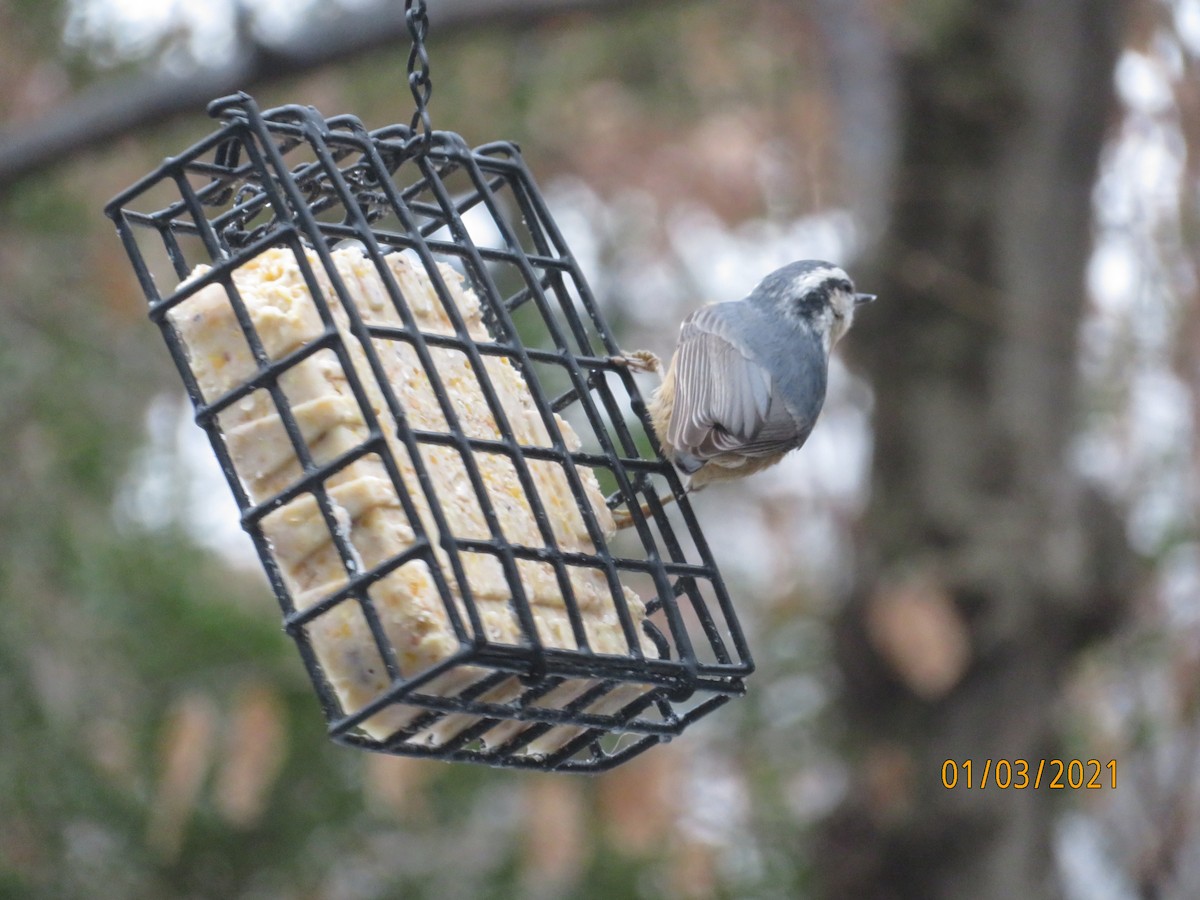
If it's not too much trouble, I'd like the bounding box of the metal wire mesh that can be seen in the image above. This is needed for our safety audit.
[104,93,752,771]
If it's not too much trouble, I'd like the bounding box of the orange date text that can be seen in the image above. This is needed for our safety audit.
[940,759,1116,790]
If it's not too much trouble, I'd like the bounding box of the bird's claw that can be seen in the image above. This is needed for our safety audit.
[610,349,662,375]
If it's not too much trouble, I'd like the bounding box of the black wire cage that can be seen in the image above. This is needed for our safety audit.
[104,90,752,772]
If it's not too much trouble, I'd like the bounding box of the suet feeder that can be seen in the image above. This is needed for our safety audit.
[103,1,751,771]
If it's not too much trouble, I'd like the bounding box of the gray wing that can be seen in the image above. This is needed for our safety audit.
[667,303,803,468]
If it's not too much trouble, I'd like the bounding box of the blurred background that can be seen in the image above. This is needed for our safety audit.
[1,0,1198,897]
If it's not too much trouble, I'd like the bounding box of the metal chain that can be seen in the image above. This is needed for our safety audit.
[405,0,433,146]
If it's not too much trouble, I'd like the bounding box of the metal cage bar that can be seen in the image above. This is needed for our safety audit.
[104,92,752,771]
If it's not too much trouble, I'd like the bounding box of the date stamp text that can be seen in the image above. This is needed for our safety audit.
[941,759,1117,790]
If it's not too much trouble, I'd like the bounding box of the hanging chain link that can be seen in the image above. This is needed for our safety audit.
[405,0,433,146]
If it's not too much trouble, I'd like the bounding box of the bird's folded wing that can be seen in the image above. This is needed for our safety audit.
[668,304,796,462]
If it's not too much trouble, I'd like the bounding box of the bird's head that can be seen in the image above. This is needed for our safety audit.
[756,259,875,350]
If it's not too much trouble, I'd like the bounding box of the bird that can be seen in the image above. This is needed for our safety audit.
[612,259,874,528]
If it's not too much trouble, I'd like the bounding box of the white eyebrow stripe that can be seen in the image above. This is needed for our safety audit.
[790,267,847,295]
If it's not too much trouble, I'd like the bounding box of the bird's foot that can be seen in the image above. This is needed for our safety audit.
[610,349,662,375]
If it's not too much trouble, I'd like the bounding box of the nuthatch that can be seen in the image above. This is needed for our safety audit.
[613,260,874,527]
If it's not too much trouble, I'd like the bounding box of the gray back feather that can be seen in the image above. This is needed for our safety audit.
[666,300,828,465]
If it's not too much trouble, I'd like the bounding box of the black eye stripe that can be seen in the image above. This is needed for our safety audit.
[809,277,852,297]
[788,272,856,319]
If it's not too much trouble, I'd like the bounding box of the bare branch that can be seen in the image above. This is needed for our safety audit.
[0,0,682,191]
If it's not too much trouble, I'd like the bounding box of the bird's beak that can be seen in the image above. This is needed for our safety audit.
[854,292,877,306]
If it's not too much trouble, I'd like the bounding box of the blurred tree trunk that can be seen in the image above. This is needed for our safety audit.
[819,1,1133,897]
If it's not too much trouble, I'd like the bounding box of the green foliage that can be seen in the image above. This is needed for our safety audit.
[1,178,90,235]
[73,531,285,679]
[2,0,68,62]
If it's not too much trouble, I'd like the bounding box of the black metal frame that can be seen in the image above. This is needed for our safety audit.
[104,93,751,771]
